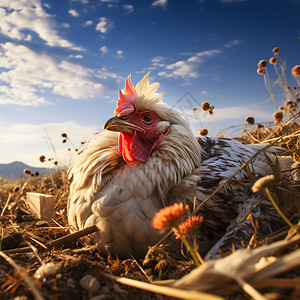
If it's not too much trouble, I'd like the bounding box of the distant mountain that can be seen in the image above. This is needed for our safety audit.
[0,161,55,179]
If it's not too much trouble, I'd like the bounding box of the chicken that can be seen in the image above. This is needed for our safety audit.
[67,73,289,258]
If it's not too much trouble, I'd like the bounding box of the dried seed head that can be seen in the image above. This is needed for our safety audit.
[245,116,255,124]
[258,60,267,69]
[273,111,283,121]
[279,106,285,111]
[39,155,46,163]
[285,100,294,107]
[48,188,55,195]
[269,57,277,64]
[252,175,275,192]
[62,139,67,143]
[295,97,300,103]
[272,47,280,53]
[199,128,208,136]
[291,107,297,112]
[201,101,210,111]
[257,123,264,129]
[291,65,300,76]
[54,161,58,166]
[35,171,40,177]
[295,92,299,97]
[13,186,20,193]
[292,86,297,90]
[257,68,265,75]
[61,133,67,138]
[23,169,31,175]
[193,108,197,111]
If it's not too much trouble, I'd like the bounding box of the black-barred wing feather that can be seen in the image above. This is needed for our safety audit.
[193,137,284,258]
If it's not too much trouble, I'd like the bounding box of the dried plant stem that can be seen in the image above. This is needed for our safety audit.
[1,193,11,217]
[3,225,99,254]
[262,128,300,144]
[263,68,276,111]
[105,274,223,300]
[129,254,152,282]
[246,130,260,143]
[235,276,267,300]
[223,277,300,291]
[0,251,45,300]
[253,277,300,289]
[264,187,294,230]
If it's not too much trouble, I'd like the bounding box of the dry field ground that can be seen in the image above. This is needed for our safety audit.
[0,51,300,300]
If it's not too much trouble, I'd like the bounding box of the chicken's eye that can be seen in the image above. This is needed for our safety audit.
[143,115,152,122]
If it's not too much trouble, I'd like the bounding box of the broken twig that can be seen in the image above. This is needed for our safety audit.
[3,225,99,255]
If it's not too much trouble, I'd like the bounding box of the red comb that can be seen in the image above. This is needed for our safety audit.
[114,75,137,117]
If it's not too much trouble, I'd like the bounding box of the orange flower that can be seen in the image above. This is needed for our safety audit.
[173,216,204,239]
[152,203,188,230]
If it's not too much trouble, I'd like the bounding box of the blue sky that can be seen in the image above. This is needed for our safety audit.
[0,0,299,167]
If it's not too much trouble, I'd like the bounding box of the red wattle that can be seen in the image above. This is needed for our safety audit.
[119,128,169,163]
[119,133,136,163]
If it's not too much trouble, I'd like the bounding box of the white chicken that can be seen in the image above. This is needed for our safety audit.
[67,73,289,258]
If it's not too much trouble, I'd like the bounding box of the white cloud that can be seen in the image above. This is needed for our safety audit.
[152,0,167,8]
[69,54,83,59]
[0,42,118,106]
[83,20,93,27]
[116,50,123,58]
[62,22,71,28]
[157,49,221,79]
[100,46,108,54]
[0,121,99,167]
[69,9,79,17]
[95,17,114,34]
[123,4,134,13]
[151,56,165,67]
[225,39,240,48]
[0,0,82,50]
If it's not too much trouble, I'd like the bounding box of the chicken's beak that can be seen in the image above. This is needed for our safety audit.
[104,116,145,133]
